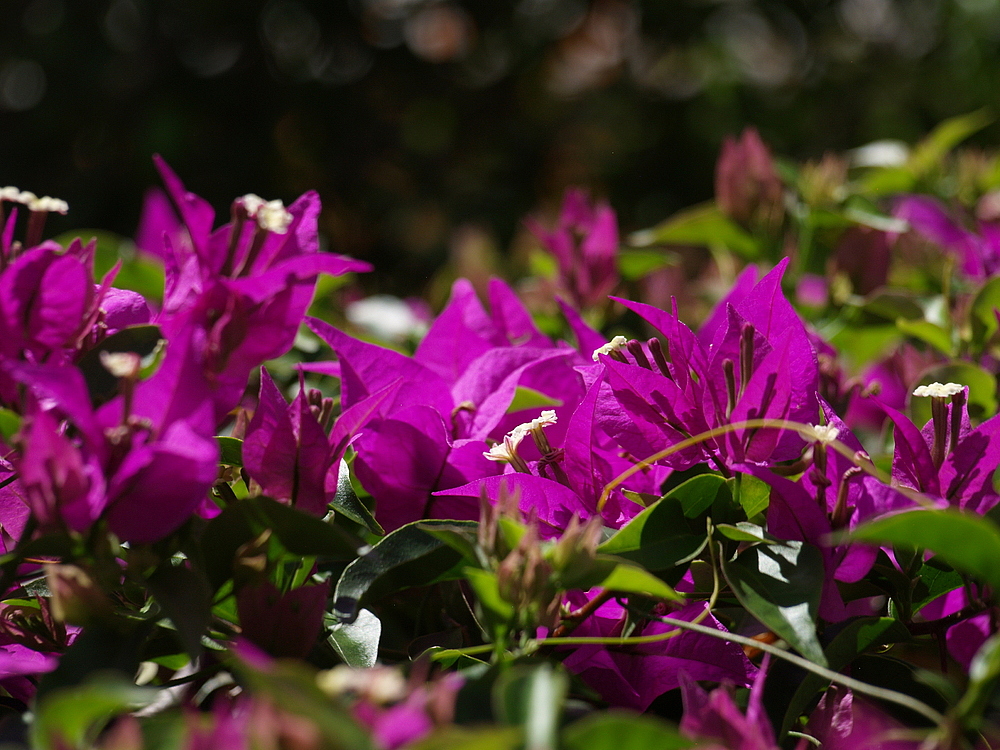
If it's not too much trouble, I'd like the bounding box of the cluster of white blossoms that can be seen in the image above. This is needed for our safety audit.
[484,410,558,469]
[239,193,293,234]
[0,187,68,214]
[912,382,964,399]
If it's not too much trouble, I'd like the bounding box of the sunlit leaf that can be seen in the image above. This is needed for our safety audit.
[722,541,826,665]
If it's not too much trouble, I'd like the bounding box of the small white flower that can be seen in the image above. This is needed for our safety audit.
[99,351,142,379]
[592,335,628,362]
[517,409,558,433]
[256,199,293,234]
[26,195,68,214]
[913,382,964,398]
[802,423,840,445]
[0,187,21,201]
[483,428,527,463]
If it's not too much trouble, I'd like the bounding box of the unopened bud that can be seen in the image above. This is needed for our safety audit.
[45,564,112,625]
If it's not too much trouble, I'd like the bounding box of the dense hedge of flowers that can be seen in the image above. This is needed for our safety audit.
[4,112,1000,748]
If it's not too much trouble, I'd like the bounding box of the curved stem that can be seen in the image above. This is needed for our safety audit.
[531,615,946,727]
[598,417,934,512]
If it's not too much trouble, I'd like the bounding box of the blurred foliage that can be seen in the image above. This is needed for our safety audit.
[2,0,1000,297]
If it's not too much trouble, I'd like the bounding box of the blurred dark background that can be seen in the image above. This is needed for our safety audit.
[1,0,998,295]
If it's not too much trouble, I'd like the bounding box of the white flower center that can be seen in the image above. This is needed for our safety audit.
[912,382,964,398]
[591,335,628,362]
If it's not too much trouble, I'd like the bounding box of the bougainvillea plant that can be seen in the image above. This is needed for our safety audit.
[4,111,1000,749]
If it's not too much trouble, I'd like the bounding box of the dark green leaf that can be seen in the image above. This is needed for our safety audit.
[76,325,163,406]
[216,436,243,467]
[253,496,361,560]
[327,608,381,668]
[722,541,827,665]
[199,497,360,591]
[562,710,693,750]
[715,522,778,543]
[911,556,964,614]
[420,523,482,565]
[331,459,383,535]
[31,676,156,750]
[597,476,721,572]
[38,619,155,698]
[333,520,476,623]
[779,617,911,738]
[146,563,212,661]
[851,509,1000,592]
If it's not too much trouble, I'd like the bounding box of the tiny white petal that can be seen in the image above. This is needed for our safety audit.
[256,199,293,234]
[913,382,964,398]
[591,335,629,362]
[0,187,21,201]
[27,195,68,214]
[802,424,840,445]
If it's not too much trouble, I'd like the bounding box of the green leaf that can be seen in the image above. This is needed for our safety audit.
[0,407,21,443]
[249,496,360,559]
[55,230,166,302]
[581,559,683,601]
[618,248,677,281]
[629,202,760,259]
[597,475,727,572]
[597,496,706,572]
[969,275,1000,351]
[907,108,994,177]
[216,436,243,467]
[331,459,384,535]
[493,663,568,750]
[465,567,515,622]
[911,556,964,614]
[732,473,771,519]
[779,616,911,738]
[31,676,157,750]
[895,318,954,356]
[421,523,482,565]
[327,607,382,668]
[507,385,563,413]
[332,520,477,623]
[76,325,164,406]
[409,727,523,750]
[722,541,827,665]
[850,509,1000,592]
[562,710,693,750]
[38,620,155,698]
[199,497,360,591]
[146,563,212,661]
[715,522,779,543]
